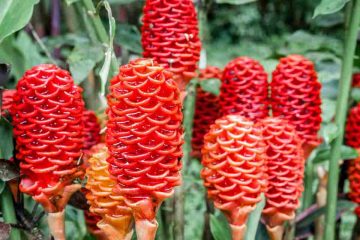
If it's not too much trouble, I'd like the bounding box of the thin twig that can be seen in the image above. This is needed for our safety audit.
[27,24,57,65]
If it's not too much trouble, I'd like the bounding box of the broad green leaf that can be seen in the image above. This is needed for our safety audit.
[65,0,80,5]
[0,119,14,160]
[314,0,350,18]
[210,214,231,240]
[244,194,265,240]
[321,98,336,123]
[313,145,358,164]
[0,36,26,80]
[320,123,339,145]
[200,78,221,96]
[108,0,138,4]
[115,24,142,54]
[0,0,39,43]
[215,0,256,4]
[67,43,103,84]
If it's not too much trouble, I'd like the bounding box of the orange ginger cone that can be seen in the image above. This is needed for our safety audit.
[201,115,267,240]
[85,143,133,240]
[260,117,305,240]
[106,58,183,240]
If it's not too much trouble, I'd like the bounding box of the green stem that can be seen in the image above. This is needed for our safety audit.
[244,194,265,240]
[173,80,198,240]
[302,150,316,211]
[324,1,360,239]
[0,184,21,240]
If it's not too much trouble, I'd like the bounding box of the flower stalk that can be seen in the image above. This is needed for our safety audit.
[324,0,360,239]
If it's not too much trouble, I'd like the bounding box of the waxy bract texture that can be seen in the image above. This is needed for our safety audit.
[106,58,183,238]
[11,64,84,212]
[192,66,222,158]
[141,0,201,85]
[220,57,269,121]
[201,115,267,240]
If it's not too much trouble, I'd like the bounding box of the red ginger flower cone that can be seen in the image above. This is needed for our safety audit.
[260,117,305,240]
[352,73,360,87]
[141,0,201,88]
[201,115,267,240]
[271,55,322,158]
[11,64,85,239]
[192,66,222,158]
[106,58,183,240]
[345,103,360,216]
[85,144,133,240]
[83,110,101,150]
[1,89,16,117]
[219,57,269,121]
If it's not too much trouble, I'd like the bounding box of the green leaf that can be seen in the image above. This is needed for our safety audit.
[108,0,138,4]
[210,214,231,240]
[0,36,26,80]
[244,194,265,240]
[320,123,339,145]
[200,78,221,96]
[215,0,257,4]
[313,145,358,164]
[0,180,5,194]
[0,0,39,43]
[65,0,80,5]
[351,88,360,102]
[313,0,350,18]
[67,43,103,84]
[0,119,14,161]
[340,145,359,160]
[115,24,142,54]
[321,98,336,123]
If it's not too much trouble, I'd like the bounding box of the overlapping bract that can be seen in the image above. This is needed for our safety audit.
[271,55,321,146]
[11,64,84,212]
[1,89,16,116]
[106,58,183,237]
[83,110,101,150]
[345,103,360,216]
[85,144,133,240]
[201,115,267,239]
[352,73,360,87]
[192,66,222,158]
[141,0,201,85]
[84,211,105,239]
[219,57,269,121]
[260,117,305,229]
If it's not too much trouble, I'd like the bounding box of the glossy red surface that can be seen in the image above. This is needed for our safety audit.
[220,57,269,121]
[260,117,305,227]
[11,64,84,205]
[106,58,183,222]
[141,0,201,84]
[192,66,222,158]
[1,89,16,116]
[271,55,322,145]
[83,110,101,150]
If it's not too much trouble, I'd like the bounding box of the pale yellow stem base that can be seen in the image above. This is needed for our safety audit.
[48,210,65,240]
[266,225,284,240]
[135,219,158,240]
[230,224,246,240]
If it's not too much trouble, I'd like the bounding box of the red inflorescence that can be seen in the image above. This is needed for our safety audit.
[83,110,101,150]
[201,115,267,239]
[84,211,105,238]
[192,66,222,158]
[219,57,269,121]
[352,73,360,88]
[141,0,201,86]
[11,64,85,212]
[1,89,16,116]
[106,58,183,238]
[260,117,305,234]
[345,103,360,216]
[271,54,322,147]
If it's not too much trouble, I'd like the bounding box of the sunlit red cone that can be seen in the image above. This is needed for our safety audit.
[82,110,101,161]
[271,55,322,158]
[11,64,85,239]
[141,0,201,89]
[84,211,108,240]
[220,57,269,121]
[201,115,267,240]
[192,66,222,158]
[345,103,360,216]
[260,117,305,240]
[85,144,133,240]
[106,58,183,240]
